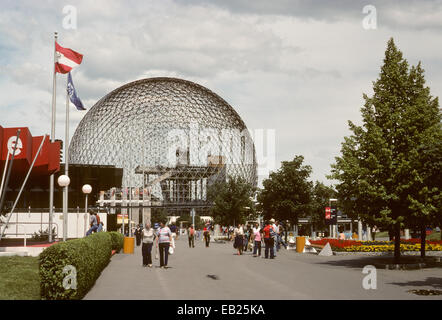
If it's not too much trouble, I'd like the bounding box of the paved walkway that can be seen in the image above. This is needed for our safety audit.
[84,237,442,300]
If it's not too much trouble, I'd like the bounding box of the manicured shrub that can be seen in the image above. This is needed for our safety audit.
[109,231,124,252]
[39,232,112,300]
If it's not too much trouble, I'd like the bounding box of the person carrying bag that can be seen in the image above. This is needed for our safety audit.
[141,223,156,268]
[156,221,172,268]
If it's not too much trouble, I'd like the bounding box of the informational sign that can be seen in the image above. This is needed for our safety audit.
[325,205,337,225]
[325,207,331,218]
[330,203,338,225]
[325,207,331,225]
[117,214,129,224]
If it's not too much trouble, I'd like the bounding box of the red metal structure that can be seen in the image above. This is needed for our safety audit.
[0,126,61,179]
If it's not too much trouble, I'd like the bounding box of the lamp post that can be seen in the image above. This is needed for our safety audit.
[57,175,70,241]
[82,184,92,235]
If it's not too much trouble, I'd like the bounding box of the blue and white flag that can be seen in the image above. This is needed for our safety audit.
[67,72,86,110]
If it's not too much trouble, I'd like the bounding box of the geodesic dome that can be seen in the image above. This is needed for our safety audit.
[69,77,257,193]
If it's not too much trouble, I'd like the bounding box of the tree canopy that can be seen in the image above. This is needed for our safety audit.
[329,38,442,261]
[258,155,313,224]
[207,176,256,226]
[310,181,337,230]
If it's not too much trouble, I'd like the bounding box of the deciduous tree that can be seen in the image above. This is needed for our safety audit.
[207,176,256,226]
[258,155,313,226]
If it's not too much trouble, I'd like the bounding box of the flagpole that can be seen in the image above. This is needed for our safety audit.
[49,31,58,243]
[63,74,70,241]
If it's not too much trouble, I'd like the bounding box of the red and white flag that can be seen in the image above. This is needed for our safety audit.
[55,42,83,74]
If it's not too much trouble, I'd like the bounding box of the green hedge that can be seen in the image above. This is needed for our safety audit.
[109,231,124,252]
[39,232,113,300]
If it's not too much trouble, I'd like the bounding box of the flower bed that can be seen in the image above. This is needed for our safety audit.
[310,239,362,249]
[341,243,442,252]
[310,238,442,252]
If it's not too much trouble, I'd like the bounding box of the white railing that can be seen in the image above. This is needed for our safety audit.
[2,222,60,243]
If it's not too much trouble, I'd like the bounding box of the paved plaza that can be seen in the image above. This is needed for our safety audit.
[85,237,442,300]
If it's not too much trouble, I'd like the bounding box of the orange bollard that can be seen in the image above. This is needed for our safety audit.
[123,236,135,254]
[296,236,306,253]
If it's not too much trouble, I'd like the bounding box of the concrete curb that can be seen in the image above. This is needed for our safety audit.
[0,247,44,257]
[0,252,29,257]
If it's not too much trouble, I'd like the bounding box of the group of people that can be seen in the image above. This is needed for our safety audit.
[86,209,104,236]
[121,218,287,268]
[138,220,176,269]
[187,224,212,248]
[233,219,287,259]
[184,220,287,260]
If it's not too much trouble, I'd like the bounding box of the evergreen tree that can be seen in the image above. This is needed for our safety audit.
[330,38,442,262]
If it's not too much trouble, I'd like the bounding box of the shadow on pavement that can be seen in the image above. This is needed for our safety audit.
[387,277,442,289]
[312,256,437,270]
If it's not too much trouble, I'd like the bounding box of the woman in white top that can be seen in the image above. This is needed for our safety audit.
[141,223,156,267]
[233,224,244,255]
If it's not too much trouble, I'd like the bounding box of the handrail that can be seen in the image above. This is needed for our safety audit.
[6,208,107,213]
[14,224,27,247]
[2,222,60,241]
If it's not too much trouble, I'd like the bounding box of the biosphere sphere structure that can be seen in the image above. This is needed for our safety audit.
[69,77,257,204]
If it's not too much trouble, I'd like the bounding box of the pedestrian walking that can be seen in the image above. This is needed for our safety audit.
[170,223,177,248]
[135,224,142,246]
[203,225,211,247]
[233,224,244,255]
[156,221,172,269]
[270,219,278,256]
[243,226,250,252]
[372,225,378,241]
[252,223,262,257]
[275,221,287,250]
[188,224,195,248]
[141,223,156,267]
[263,221,275,259]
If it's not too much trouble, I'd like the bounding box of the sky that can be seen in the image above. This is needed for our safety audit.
[1,0,442,187]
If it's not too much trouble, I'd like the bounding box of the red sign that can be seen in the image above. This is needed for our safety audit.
[325,207,331,220]
[0,126,60,176]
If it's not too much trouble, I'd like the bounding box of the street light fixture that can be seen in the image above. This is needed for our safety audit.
[82,184,92,236]
[57,175,70,187]
[57,175,70,241]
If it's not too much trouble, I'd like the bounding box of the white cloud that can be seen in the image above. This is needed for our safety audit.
[0,0,441,188]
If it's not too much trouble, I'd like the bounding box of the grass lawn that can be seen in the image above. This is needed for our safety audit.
[374,231,388,238]
[373,231,441,241]
[428,232,441,241]
[0,256,40,300]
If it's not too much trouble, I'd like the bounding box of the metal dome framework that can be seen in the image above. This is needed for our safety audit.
[69,77,257,220]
